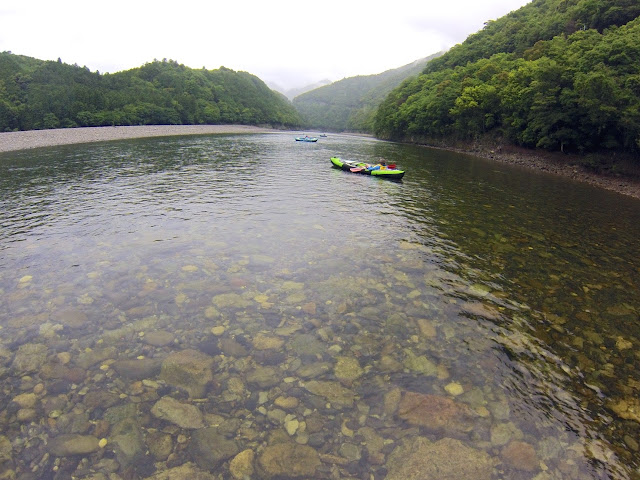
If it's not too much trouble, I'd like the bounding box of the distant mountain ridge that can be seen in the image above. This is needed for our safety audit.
[292,53,444,133]
[269,80,334,100]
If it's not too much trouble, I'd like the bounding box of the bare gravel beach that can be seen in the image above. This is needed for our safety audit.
[2,125,639,200]
[0,125,275,153]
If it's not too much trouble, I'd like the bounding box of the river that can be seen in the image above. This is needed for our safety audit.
[0,132,639,479]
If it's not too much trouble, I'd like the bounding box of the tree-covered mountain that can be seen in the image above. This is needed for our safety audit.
[292,53,443,133]
[0,53,302,132]
[374,0,640,162]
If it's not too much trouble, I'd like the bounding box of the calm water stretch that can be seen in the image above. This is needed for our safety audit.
[0,133,639,480]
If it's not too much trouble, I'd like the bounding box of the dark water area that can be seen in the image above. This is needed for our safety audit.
[0,133,639,479]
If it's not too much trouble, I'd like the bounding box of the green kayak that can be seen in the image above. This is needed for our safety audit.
[330,157,405,180]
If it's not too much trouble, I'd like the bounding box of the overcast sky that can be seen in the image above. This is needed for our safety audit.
[1,0,531,91]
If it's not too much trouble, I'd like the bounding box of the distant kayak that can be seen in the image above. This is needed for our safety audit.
[330,157,405,180]
[295,136,318,142]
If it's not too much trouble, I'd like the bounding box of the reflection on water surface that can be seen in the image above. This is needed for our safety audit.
[0,133,639,479]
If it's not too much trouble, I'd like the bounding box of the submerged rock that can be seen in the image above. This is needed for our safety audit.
[230,449,255,479]
[12,392,37,409]
[151,396,205,429]
[0,435,12,465]
[190,428,240,471]
[11,343,48,375]
[398,391,476,436]
[252,333,285,350]
[112,358,162,380]
[490,421,523,446]
[146,463,216,479]
[219,338,249,357]
[289,334,325,356]
[501,440,539,472]
[296,362,332,379]
[143,330,175,346]
[110,418,147,469]
[609,397,640,423]
[386,437,494,480]
[75,346,118,369]
[302,380,355,408]
[147,430,173,461]
[257,443,321,478]
[444,381,464,396]
[403,351,438,376]
[334,356,364,383]
[48,434,100,456]
[104,403,138,425]
[53,307,88,328]
[246,366,281,388]
[212,293,251,309]
[160,349,215,398]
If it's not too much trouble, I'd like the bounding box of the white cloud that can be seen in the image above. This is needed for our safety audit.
[0,0,532,89]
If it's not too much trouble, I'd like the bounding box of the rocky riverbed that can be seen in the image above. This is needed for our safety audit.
[0,301,582,480]
[1,129,636,479]
[2,259,627,479]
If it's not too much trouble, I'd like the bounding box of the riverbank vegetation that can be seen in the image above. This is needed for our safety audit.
[0,55,302,131]
[374,0,640,173]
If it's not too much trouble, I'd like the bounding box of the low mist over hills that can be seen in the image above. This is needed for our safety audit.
[292,53,444,133]
[269,79,334,101]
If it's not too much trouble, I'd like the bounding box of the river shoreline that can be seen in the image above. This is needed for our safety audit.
[2,125,639,200]
[430,142,640,200]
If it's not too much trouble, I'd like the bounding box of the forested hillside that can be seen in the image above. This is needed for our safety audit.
[374,0,640,161]
[0,54,301,132]
[293,54,442,133]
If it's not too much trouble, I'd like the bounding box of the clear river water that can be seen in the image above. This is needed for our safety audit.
[0,132,639,480]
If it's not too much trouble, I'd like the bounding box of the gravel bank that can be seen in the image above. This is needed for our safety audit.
[0,125,276,153]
